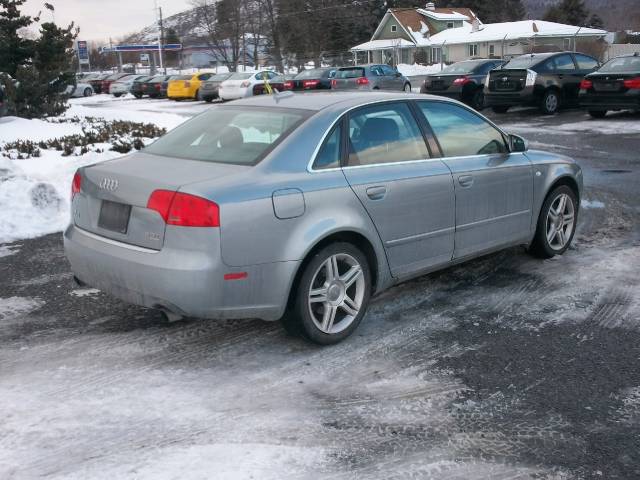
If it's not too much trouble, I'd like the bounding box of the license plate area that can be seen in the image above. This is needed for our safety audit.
[98,200,131,234]
[594,82,621,92]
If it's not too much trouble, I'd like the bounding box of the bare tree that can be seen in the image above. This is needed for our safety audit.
[257,0,284,72]
[190,0,244,71]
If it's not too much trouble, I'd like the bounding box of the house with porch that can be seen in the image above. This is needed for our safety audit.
[351,2,607,66]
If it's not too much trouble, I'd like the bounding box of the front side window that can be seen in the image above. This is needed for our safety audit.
[313,123,342,170]
[144,106,309,166]
[418,101,508,157]
[347,103,429,167]
[554,54,576,71]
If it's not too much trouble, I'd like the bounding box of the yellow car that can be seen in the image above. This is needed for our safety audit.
[167,72,213,100]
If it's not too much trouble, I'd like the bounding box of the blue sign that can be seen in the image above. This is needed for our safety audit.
[77,40,89,64]
[100,44,183,53]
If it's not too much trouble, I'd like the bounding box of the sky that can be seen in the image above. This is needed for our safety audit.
[22,0,193,42]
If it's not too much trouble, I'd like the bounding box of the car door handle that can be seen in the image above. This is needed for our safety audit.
[458,175,474,188]
[366,186,387,200]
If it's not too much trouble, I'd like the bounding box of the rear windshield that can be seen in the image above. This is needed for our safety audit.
[229,72,253,80]
[502,55,547,69]
[337,67,365,79]
[599,56,640,73]
[296,68,333,79]
[144,106,310,166]
[441,61,484,74]
[208,73,232,81]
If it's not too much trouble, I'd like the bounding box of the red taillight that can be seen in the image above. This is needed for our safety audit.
[303,79,319,89]
[623,77,640,89]
[71,171,81,199]
[331,79,337,87]
[356,77,369,85]
[452,76,471,86]
[283,81,294,90]
[580,79,593,90]
[147,190,220,228]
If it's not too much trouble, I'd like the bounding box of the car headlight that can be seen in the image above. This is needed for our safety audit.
[525,69,537,87]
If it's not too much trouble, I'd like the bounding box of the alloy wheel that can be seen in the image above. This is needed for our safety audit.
[308,253,365,334]
[546,193,575,250]
[545,93,558,113]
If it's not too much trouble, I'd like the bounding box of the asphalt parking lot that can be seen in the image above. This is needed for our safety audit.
[1,102,639,479]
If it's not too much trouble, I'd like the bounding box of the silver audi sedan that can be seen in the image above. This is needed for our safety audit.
[64,92,582,344]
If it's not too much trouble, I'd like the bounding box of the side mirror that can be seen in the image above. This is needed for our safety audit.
[395,72,402,77]
[509,134,528,152]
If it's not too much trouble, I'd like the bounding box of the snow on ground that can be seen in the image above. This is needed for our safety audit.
[0,97,189,243]
[397,63,444,76]
[506,116,640,136]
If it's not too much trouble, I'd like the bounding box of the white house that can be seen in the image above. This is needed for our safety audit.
[351,2,608,66]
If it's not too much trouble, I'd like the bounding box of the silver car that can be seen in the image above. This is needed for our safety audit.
[64,92,582,344]
[332,64,412,92]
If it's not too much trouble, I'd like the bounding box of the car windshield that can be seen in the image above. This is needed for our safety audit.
[598,56,640,73]
[502,55,546,69]
[441,61,484,74]
[229,73,253,80]
[144,106,309,166]
[337,67,364,79]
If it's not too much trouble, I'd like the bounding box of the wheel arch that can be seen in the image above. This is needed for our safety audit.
[284,230,384,313]
[546,175,580,204]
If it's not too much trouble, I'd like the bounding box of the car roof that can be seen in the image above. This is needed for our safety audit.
[228,91,451,112]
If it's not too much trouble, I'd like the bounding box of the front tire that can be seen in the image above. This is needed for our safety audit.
[540,89,560,115]
[530,185,578,259]
[403,83,412,93]
[83,87,93,97]
[283,242,372,345]
[588,110,607,118]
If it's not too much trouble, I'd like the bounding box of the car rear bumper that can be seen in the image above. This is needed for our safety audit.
[219,87,252,100]
[485,87,537,107]
[579,91,640,110]
[64,224,296,321]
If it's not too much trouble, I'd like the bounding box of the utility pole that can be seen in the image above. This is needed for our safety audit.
[155,1,165,74]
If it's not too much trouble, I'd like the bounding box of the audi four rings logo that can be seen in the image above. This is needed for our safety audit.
[99,178,119,191]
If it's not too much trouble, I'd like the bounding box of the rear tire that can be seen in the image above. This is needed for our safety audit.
[540,89,560,115]
[529,185,578,259]
[134,93,143,99]
[588,110,607,118]
[83,87,93,97]
[282,242,372,345]
[403,83,412,93]
[492,105,509,113]
[471,89,485,110]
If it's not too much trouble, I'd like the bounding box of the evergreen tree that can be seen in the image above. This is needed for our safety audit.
[587,13,605,29]
[164,28,181,65]
[543,0,590,26]
[0,0,37,76]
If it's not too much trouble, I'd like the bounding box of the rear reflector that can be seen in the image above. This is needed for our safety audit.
[71,171,82,199]
[579,79,593,90]
[623,77,640,89]
[224,272,248,281]
[147,190,220,227]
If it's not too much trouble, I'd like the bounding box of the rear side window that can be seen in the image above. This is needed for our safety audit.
[313,123,342,170]
[554,54,576,71]
[419,102,508,157]
[347,103,429,167]
[574,54,599,70]
[144,106,309,166]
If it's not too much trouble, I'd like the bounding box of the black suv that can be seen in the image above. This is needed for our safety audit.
[579,53,640,118]
[485,52,600,114]
[421,58,505,110]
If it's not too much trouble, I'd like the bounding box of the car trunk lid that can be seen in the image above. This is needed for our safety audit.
[488,69,527,92]
[332,68,366,90]
[74,152,246,250]
[424,74,463,92]
[588,72,636,93]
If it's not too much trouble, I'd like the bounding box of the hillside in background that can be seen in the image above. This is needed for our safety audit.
[524,0,640,30]
[124,0,640,47]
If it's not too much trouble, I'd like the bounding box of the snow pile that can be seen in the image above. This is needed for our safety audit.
[0,98,188,243]
[397,63,444,76]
